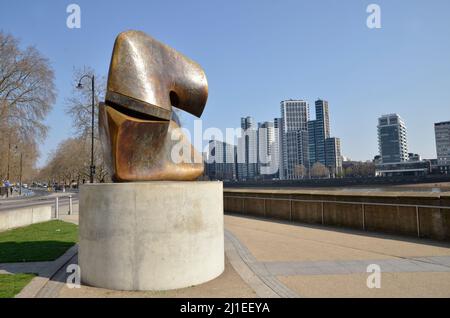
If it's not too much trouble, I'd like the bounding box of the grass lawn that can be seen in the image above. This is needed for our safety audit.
[0,220,78,263]
[0,273,36,298]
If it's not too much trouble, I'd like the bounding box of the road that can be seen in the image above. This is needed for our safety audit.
[0,190,79,212]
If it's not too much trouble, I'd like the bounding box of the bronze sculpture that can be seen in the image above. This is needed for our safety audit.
[99,30,207,181]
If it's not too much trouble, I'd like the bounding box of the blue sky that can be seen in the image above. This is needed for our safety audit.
[1,0,449,166]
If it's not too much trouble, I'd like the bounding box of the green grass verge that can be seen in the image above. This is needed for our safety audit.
[0,273,36,298]
[0,220,78,263]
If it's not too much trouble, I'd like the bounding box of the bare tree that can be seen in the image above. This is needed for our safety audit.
[310,162,330,179]
[39,137,90,186]
[39,134,113,185]
[294,164,306,179]
[0,31,56,181]
[343,162,375,177]
[65,66,105,138]
[0,135,39,183]
[0,31,56,141]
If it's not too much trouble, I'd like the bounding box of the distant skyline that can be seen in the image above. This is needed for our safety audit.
[1,0,449,167]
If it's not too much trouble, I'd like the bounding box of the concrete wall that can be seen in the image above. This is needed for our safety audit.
[0,204,53,232]
[224,189,450,241]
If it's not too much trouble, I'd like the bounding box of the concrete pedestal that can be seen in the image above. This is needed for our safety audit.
[79,181,224,291]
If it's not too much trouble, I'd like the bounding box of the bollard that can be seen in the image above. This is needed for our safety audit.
[55,197,59,219]
[69,195,73,215]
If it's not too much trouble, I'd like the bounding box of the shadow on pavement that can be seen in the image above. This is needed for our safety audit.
[0,241,76,264]
[225,212,450,249]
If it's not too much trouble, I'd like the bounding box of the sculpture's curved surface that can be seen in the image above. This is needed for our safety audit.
[99,31,207,182]
[107,30,208,120]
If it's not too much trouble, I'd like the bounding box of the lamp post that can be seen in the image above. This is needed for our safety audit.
[14,145,22,196]
[6,141,10,181]
[19,151,22,196]
[6,140,10,198]
[76,74,95,184]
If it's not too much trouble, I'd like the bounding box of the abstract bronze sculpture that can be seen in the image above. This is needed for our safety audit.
[99,30,207,181]
[81,32,224,291]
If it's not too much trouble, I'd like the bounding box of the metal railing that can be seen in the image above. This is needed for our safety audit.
[224,195,450,238]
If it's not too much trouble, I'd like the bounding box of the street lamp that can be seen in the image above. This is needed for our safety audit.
[15,145,22,196]
[6,140,11,197]
[76,74,95,184]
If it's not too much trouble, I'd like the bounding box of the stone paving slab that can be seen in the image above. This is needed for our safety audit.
[224,234,280,298]
[260,256,450,276]
[278,272,450,298]
[225,214,450,297]
[225,214,450,262]
[225,230,298,298]
[418,256,450,266]
[38,255,257,298]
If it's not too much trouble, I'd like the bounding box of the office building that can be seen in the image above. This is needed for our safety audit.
[374,161,431,177]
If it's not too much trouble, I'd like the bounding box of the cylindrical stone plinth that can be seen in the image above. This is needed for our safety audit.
[79,181,224,291]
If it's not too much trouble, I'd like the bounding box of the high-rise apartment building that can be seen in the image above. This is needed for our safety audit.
[280,100,309,132]
[377,114,408,163]
[257,121,277,178]
[325,137,342,177]
[285,130,309,179]
[280,100,309,179]
[273,117,283,179]
[205,139,236,180]
[308,99,342,176]
[241,116,255,130]
[237,117,258,180]
[308,120,317,166]
[308,99,330,165]
[435,121,450,174]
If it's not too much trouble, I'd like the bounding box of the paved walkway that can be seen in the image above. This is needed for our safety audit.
[225,214,450,297]
[4,211,450,297]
